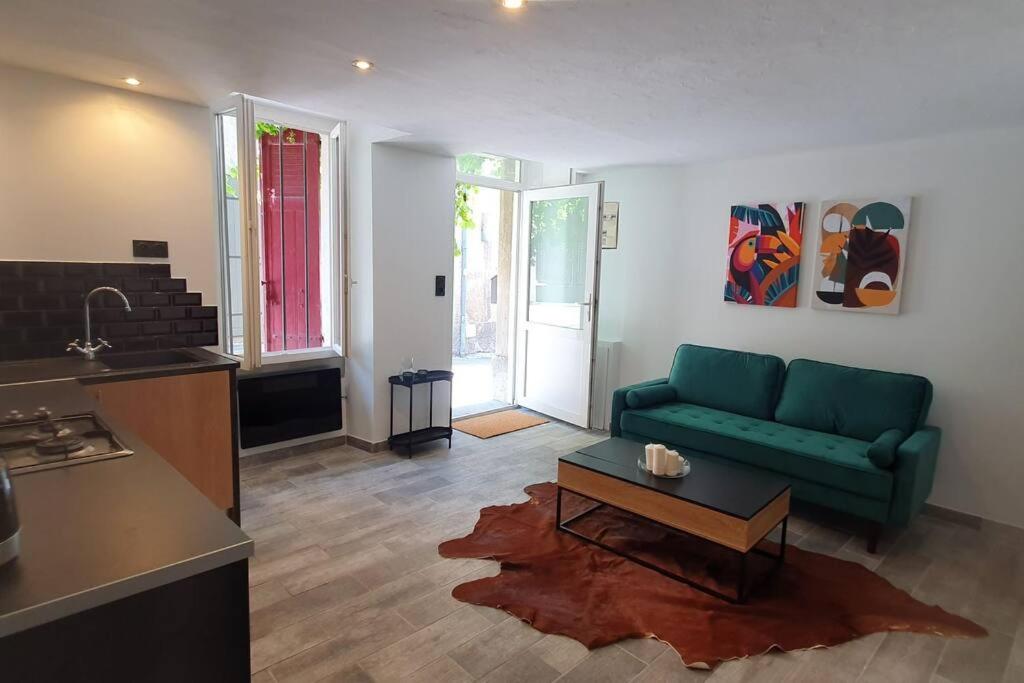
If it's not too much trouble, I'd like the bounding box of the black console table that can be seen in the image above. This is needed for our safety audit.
[388,370,454,456]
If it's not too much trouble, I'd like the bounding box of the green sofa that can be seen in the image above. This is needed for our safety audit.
[611,344,938,551]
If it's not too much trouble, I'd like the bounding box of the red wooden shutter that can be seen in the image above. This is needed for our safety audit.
[259,128,322,352]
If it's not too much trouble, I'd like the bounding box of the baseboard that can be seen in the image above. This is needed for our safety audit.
[240,434,349,464]
[922,503,984,530]
[240,432,392,460]
[347,435,390,453]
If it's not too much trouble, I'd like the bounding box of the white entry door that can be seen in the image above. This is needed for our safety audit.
[514,182,604,427]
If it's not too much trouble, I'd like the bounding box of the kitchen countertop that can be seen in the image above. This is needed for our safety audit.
[0,346,238,387]
[0,379,253,638]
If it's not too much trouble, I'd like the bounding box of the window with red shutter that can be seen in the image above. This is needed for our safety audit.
[216,97,341,365]
[258,127,324,352]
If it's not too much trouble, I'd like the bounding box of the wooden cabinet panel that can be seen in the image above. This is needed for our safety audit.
[86,371,235,512]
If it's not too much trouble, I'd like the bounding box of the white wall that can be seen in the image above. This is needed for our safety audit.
[363,144,456,443]
[0,64,219,300]
[589,126,1024,528]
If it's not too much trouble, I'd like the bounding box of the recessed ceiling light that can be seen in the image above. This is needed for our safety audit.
[123,77,141,86]
[352,59,374,72]
[500,0,526,8]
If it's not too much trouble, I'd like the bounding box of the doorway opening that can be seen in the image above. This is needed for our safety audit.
[452,181,517,417]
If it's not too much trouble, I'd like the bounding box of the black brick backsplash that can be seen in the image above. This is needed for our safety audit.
[138,293,171,307]
[156,278,187,292]
[122,277,154,292]
[63,263,103,277]
[142,321,173,335]
[158,335,190,349]
[0,261,218,361]
[172,292,202,306]
[124,308,157,322]
[189,306,217,319]
[158,307,188,320]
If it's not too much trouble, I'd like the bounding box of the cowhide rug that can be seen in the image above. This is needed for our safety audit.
[438,482,985,668]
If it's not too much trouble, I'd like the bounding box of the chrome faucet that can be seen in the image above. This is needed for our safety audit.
[67,287,133,360]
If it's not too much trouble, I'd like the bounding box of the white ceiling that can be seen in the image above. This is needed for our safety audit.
[3,0,1023,168]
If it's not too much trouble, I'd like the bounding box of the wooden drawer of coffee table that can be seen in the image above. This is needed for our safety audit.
[557,462,789,552]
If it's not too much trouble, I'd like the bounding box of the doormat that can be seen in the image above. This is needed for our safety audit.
[439,483,986,669]
[452,409,549,439]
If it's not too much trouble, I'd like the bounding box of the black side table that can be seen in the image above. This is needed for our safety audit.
[388,370,454,456]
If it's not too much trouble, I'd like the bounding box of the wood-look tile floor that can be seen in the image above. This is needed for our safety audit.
[241,419,1024,683]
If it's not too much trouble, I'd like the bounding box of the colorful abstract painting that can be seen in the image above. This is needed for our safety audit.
[724,202,805,307]
[812,198,911,315]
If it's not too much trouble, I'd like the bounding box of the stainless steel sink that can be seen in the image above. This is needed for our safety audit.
[99,349,199,370]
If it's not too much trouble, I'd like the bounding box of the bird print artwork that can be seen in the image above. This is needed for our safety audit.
[724,202,805,307]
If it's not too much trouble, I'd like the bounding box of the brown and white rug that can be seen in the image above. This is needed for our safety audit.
[438,482,986,669]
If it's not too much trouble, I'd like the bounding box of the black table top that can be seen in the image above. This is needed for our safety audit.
[560,437,790,521]
[388,370,454,386]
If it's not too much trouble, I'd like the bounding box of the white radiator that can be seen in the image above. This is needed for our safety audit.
[590,340,622,431]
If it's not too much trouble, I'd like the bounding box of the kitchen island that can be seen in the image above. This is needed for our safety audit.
[0,347,244,522]
[0,377,253,681]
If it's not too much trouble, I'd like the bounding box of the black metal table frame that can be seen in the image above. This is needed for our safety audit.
[388,372,454,456]
[555,485,787,604]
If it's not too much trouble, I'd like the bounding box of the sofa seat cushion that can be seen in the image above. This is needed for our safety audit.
[620,403,893,501]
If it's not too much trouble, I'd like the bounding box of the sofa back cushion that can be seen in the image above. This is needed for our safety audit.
[667,344,785,421]
[774,359,933,442]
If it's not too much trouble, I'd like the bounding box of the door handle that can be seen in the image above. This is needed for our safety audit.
[579,294,592,323]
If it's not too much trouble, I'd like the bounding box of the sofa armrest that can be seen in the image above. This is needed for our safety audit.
[611,378,668,437]
[889,426,941,526]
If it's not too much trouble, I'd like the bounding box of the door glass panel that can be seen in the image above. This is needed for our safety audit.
[217,110,245,356]
[527,197,589,329]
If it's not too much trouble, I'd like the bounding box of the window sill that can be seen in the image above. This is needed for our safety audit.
[222,347,346,378]
[262,347,342,365]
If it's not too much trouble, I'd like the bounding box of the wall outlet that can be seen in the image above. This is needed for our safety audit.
[435,275,446,296]
[133,240,169,258]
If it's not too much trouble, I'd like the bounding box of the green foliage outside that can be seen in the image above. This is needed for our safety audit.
[529,197,588,261]
[529,198,588,303]
[456,153,518,182]
[255,121,282,139]
[225,166,240,200]
[454,153,523,256]
[454,182,478,257]
[224,122,285,199]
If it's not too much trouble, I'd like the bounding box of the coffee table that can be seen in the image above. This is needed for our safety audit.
[556,438,790,603]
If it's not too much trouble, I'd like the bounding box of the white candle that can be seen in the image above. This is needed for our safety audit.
[652,444,667,475]
[666,451,682,476]
[644,444,657,471]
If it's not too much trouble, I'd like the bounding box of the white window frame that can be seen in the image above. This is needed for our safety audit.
[213,94,346,370]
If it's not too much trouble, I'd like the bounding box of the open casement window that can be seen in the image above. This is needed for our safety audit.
[214,94,344,370]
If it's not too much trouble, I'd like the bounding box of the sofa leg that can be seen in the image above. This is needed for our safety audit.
[867,523,882,554]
